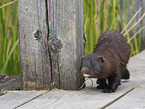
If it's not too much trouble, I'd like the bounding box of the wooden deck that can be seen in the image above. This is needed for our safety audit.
[0,50,145,109]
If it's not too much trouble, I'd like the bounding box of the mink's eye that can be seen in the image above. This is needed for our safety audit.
[90,61,94,67]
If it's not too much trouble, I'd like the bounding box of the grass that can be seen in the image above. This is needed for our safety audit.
[83,0,144,56]
[0,0,144,75]
[0,0,19,75]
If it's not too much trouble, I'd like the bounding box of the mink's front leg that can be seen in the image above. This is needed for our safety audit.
[96,78,108,89]
[103,74,121,93]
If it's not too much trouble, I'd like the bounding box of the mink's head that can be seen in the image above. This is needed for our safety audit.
[80,54,105,78]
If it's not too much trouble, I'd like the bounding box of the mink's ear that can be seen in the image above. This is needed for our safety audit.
[98,56,105,63]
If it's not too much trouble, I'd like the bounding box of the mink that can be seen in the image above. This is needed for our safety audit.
[80,30,130,93]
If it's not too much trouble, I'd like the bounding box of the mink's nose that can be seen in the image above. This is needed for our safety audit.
[81,68,87,74]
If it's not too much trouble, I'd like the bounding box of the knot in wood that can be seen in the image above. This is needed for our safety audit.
[34,30,42,40]
[48,37,63,52]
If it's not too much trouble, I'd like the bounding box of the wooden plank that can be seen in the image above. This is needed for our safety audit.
[13,85,137,109]
[107,84,145,109]
[0,91,46,109]
[15,90,69,109]
[18,0,51,90]
[48,0,84,89]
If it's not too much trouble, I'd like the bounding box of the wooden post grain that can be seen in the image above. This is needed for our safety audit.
[48,0,84,90]
[19,0,84,90]
[19,0,51,90]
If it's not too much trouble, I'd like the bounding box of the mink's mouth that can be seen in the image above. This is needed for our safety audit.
[83,73,98,78]
[83,74,91,77]
[81,67,91,77]
[81,67,99,78]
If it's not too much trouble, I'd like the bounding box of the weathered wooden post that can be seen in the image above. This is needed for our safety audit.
[19,0,84,90]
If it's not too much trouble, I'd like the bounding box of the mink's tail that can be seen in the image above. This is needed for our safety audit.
[121,68,130,79]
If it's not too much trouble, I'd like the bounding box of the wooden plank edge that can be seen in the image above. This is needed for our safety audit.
[100,87,135,109]
[14,90,50,109]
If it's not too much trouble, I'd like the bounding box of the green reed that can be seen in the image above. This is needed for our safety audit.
[0,0,19,75]
[84,0,142,56]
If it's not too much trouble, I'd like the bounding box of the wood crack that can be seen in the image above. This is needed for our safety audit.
[45,0,53,89]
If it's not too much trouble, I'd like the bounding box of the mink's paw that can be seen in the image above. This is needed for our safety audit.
[97,85,107,89]
[102,89,115,93]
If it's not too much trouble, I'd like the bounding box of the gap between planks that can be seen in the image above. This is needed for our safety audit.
[13,81,145,108]
[13,88,135,109]
[14,90,50,109]
[100,87,135,109]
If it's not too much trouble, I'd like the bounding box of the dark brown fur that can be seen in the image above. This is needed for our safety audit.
[80,30,130,93]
